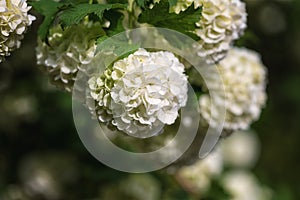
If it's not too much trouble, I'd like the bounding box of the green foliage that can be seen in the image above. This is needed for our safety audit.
[272,186,295,200]
[96,36,140,59]
[58,3,127,27]
[30,0,64,40]
[103,10,125,36]
[235,30,260,48]
[136,0,146,7]
[136,0,178,8]
[107,0,128,4]
[168,0,178,7]
[60,0,89,4]
[202,179,231,200]
[30,0,126,40]
[138,1,201,40]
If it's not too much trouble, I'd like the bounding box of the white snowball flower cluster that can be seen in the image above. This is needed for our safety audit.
[0,0,35,62]
[195,0,247,63]
[36,22,101,92]
[177,148,223,194]
[89,48,188,137]
[222,171,272,200]
[221,130,260,168]
[169,0,247,63]
[175,131,272,198]
[99,174,161,200]
[199,47,267,131]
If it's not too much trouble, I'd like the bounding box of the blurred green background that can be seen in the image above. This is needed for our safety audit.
[1,0,300,199]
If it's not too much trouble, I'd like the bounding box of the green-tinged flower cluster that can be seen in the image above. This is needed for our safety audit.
[88,67,114,126]
[36,22,102,92]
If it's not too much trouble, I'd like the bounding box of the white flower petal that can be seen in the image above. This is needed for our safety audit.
[89,48,188,137]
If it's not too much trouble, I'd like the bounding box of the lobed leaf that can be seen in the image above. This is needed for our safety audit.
[138,1,201,41]
[58,3,127,27]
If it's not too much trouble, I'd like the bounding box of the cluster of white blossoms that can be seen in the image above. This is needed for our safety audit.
[170,0,247,64]
[221,130,260,168]
[195,0,247,63]
[176,131,272,199]
[89,48,188,137]
[199,47,267,131]
[36,22,101,92]
[99,174,161,200]
[0,0,35,62]
[177,148,223,194]
[222,170,272,200]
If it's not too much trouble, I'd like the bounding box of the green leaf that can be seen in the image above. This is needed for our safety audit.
[58,3,127,27]
[168,0,178,7]
[235,30,260,47]
[107,0,128,4]
[96,10,129,57]
[136,0,146,7]
[60,0,88,4]
[30,0,64,40]
[202,179,231,200]
[96,36,140,59]
[138,1,201,41]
